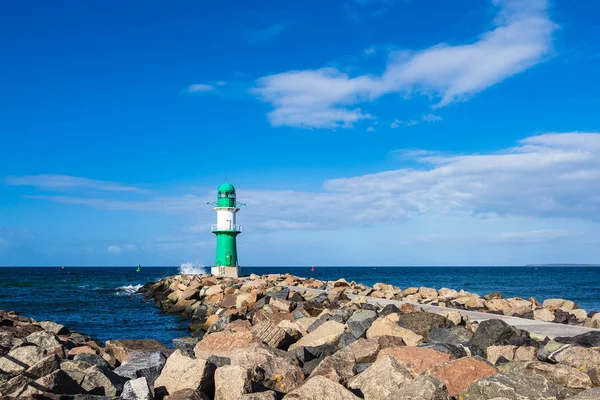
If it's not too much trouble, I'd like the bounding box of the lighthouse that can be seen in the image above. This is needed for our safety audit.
[208,183,244,277]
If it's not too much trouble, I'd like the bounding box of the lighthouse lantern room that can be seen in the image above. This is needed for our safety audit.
[208,183,244,277]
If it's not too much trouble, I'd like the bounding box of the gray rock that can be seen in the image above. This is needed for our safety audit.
[485,292,503,300]
[239,391,278,400]
[397,312,453,337]
[172,337,201,356]
[331,308,354,323]
[346,310,377,339]
[470,319,515,353]
[81,365,125,396]
[566,387,600,399]
[39,320,70,335]
[338,331,358,348]
[347,355,412,400]
[356,363,371,373]
[555,331,600,348]
[282,376,360,399]
[310,351,356,384]
[390,375,450,400]
[114,351,166,387]
[74,353,112,369]
[0,345,46,374]
[214,365,251,400]
[463,372,571,400]
[427,326,473,345]
[418,343,470,359]
[251,320,295,350]
[13,369,83,397]
[379,304,401,316]
[207,355,231,368]
[24,330,62,349]
[121,376,153,400]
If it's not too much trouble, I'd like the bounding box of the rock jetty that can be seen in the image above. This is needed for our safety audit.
[129,272,600,399]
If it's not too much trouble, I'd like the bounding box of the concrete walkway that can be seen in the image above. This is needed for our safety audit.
[286,286,599,339]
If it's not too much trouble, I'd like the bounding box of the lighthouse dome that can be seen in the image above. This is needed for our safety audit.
[218,183,235,194]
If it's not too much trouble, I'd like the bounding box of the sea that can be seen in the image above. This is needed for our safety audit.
[1,265,599,346]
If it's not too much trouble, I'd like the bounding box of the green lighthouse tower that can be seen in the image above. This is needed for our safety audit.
[208,183,245,277]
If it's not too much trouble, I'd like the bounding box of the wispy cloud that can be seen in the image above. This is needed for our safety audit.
[245,23,288,45]
[187,84,215,93]
[107,244,136,255]
[390,119,418,128]
[5,175,143,193]
[421,113,443,122]
[253,0,556,128]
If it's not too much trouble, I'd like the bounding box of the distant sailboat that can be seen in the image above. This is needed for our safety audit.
[136,264,141,272]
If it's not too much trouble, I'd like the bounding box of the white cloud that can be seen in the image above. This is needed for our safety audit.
[258,219,316,230]
[366,126,376,132]
[390,119,418,128]
[421,113,443,122]
[253,0,556,128]
[107,245,121,254]
[5,175,143,192]
[187,84,215,93]
[489,229,575,243]
[364,47,376,55]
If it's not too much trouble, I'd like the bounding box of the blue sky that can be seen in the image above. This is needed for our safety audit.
[1,0,599,266]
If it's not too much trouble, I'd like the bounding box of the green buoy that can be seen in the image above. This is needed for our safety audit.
[136,264,141,272]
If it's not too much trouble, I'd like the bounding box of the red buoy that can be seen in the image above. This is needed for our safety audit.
[311,265,315,272]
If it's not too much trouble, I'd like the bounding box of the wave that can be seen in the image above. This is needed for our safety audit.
[115,284,143,295]
[179,262,207,275]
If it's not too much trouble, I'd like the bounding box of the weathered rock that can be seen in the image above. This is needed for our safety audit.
[39,321,69,335]
[551,346,600,386]
[239,391,278,400]
[251,320,294,349]
[14,369,82,397]
[470,319,515,353]
[419,287,438,299]
[487,345,537,364]
[282,376,360,400]
[418,343,470,359]
[346,310,377,339]
[73,353,111,369]
[338,338,380,363]
[566,387,600,399]
[81,365,124,396]
[397,312,452,337]
[366,317,423,346]
[534,308,556,322]
[0,345,46,374]
[154,350,215,396]
[288,321,345,350]
[310,351,356,384]
[555,331,600,348]
[543,298,578,312]
[172,337,201,356]
[389,375,450,400]
[429,357,498,396]
[229,343,303,393]
[214,365,251,400]
[193,331,256,359]
[166,388,210,400]
[114,351,166,387]
[121,376,153,400]
[463,371,570,400]
[347,355,412,399]
[378,346,451,375]
[427,326,473,345]
[435,310,462,325]
[24,330,62,349]
[105,340,170,364]
[518,360,592,391]
[23,353,61,379]
[484,299,512,312]
[68,346,98,357]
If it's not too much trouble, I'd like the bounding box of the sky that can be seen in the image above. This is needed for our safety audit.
[1,0,599,266]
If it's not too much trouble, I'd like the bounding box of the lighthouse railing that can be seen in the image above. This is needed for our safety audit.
[211,224,242,232]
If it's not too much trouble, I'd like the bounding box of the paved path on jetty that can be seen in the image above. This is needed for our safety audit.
[285,286,598,339]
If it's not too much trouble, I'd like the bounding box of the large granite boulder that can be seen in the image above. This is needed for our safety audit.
[428,357,498,396]
[346,310,377,339]
[0,345,46,374]
[121,376,153,400]
[194,331,257,359]
[487,345,537,364]
[24,330,62,350]
[11,369,82,397]
[38,321,69,335]
[288,321,345,350]
[240,391,278,400]
[229,343,303,394]
[463,371,571,400]
[309,351,356,384]
[80,365,125,396]
[502,360,592,391]
[427,326,473,345]
[282,376,360,400]
[114,350,166,387]
[397,312,452,337]
[365,317,423,346]
[105,340,171,364]
[470,319,515,354]
[389,375,450,400]
[347,355,412,399]
[377,346,451,375]
[214,365,252,400]
[550,346,600,386]
[566,387,600,399]
[555,331,600,348]
[154,350,215,397]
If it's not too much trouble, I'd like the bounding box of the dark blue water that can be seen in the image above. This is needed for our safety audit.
[1,266,599,345]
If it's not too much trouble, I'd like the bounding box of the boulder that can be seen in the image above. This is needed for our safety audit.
[172,337,201,356]
[428,357,498,396]
[516,360,592,391]
[338,338,380,363]
[397,312,452,337]
[22,353,61,379]
[166,388,211,400]
[214,365,251,400]
[534,308,556,322]
[566,387,600,399]
[377,346,451,375]
[0,345,46,374]
[121,376,153,400]
[551,346,600,386]
[487,345,537,364]
[555,331,600,348]
[543,298,578,312]
[24,330,62,349]
[73,353,111,369]
[484,299,512,312]
[365,317,423,346]
[288,321,346,350]
[470,319,515,353]
[346,310,377,339]
[388,375,450,400]
[347,355,412,399]
[310,351,356,384]
[229,343,303,393]
[435,310,462,325]
[438,288,459,300]
[427,326,472,345]
[282,376,360,400]
[105,340,170,364]
[194,331,256,359]
[239,390,278,399]
[13,369,82,397]
[39,321,69,335]
[68,346,97,357]
[251,320,295,350]
[114,351,166,387]
[80,365,124,396]
[154,350,215,396]
[463,371,570,400]
[419,287,438,299]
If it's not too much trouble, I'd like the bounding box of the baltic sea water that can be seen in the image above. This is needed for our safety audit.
[1,266,598,345]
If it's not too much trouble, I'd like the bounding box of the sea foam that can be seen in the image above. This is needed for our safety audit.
[115,284,143,295]
[179,262,207,275]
